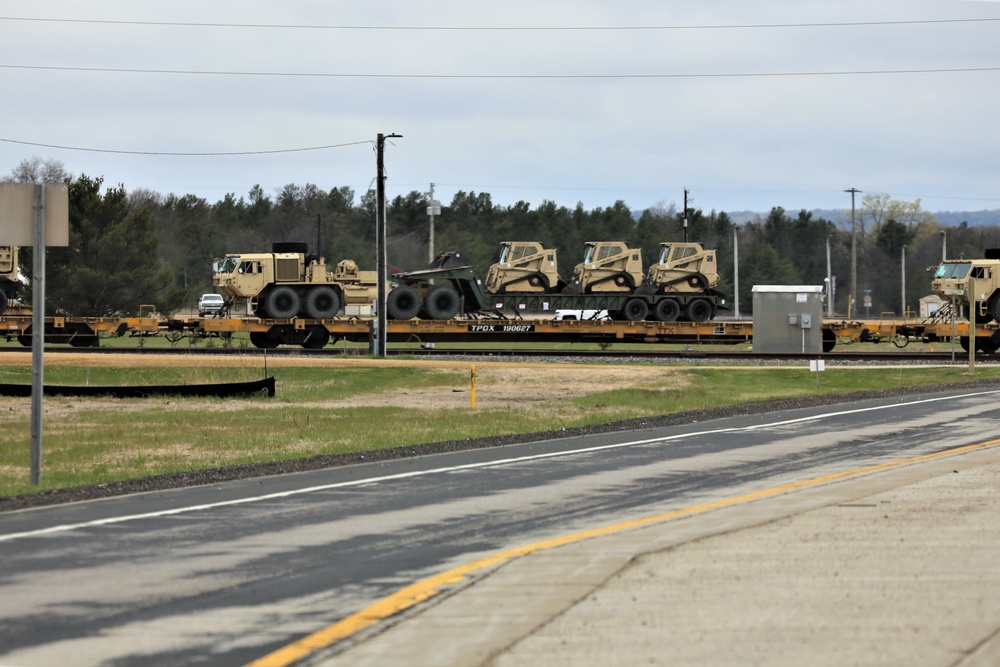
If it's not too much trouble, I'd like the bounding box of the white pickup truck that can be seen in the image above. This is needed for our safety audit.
[198,293,226,317]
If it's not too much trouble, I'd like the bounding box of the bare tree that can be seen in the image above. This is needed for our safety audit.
[3,156,72,183]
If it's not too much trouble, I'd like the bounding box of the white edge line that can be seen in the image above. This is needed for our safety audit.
[1,389,997,543]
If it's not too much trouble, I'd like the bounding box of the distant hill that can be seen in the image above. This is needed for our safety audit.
[687,209,1000,227]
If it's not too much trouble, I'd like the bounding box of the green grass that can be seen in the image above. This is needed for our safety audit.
[1,361,997,498]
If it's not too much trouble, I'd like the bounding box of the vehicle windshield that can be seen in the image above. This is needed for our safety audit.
[934,262,971,280]
[217,256,240,274]
[658,245,672,263]
[497,245,511,263]
[583,244,597,263]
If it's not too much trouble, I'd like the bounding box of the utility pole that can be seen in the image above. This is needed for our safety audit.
[845,187,861,315]
[375,132,402,358]
[901,245,907,317]
[732,225,740,319]
[826,235,833,317]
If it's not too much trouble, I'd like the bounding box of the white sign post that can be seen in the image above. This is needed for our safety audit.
[0,183,69,485]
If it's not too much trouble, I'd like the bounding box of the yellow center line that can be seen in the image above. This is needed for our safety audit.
[244,437,1000,667]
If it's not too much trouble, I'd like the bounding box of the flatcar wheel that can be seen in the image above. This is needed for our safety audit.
[301,325,331,349]
[250,331,280,349]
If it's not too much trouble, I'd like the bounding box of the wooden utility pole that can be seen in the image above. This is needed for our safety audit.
[375,133,401,358]
[845,187,861,314]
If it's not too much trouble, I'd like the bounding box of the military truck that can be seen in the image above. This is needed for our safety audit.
[930,250,1000,323]
[387,240,727,322]
[0,246,19,316]
[212,242,377,319]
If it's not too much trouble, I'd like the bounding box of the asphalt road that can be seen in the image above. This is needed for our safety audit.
[1,387,998,667]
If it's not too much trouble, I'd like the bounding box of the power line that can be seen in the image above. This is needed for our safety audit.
[1,15,998,30]
[0,137,371,156]
[2,63,998,79]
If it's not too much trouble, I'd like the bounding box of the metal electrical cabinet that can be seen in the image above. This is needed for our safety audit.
[751,285,825,354]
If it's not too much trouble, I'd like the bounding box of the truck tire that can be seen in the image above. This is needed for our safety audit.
[653,298,680,322]
[305,286,340,319]
[387,285,421,319]
[424,285,461,320]
[685,298,713,323]
[987,291,1000,323]
[0,291,6,316]
[621,298,649,322]
[265,286,300,319]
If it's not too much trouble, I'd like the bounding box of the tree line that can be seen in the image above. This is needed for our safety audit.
[5,157,999,318]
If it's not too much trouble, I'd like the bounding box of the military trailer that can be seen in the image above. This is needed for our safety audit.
[387,240,728,322]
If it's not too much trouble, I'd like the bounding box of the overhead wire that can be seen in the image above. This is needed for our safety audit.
[0,15,998,30]
[0,137,371,157]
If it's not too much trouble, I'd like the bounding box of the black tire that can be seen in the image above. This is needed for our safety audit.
[987,292,1000,323]
[653,298,680,322]
[250,331,280,349]
[621,298,649,322]
[0,291,7,316]
[823,328,837,353]
[69,333,99,348]
[424,285,461,320]
[977,335,1000,355]
[305,286,340,319]
[685,298,713,323]
[301,325,331,349]
[265,286,300,319]
[387,285,422,319]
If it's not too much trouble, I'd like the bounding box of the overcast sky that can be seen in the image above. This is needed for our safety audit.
[1,1,998,216]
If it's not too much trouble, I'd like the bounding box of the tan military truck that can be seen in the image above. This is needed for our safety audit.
[930,251,1000,323]
[213,242,377,319]
[0,246,19,316]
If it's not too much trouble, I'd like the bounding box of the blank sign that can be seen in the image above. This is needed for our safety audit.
[0,183,69,246]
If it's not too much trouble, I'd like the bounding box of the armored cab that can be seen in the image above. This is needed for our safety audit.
[931,251,1000,323]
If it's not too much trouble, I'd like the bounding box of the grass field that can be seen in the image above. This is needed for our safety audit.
[0,352,997,498]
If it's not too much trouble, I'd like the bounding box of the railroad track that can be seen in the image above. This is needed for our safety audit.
[0,345,992,364]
